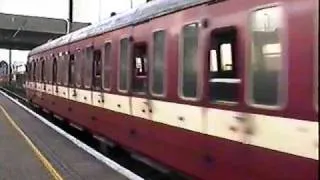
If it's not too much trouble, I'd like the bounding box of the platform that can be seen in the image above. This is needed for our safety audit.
[0,92,133,180]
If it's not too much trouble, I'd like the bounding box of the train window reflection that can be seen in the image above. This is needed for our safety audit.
[220,44,233,71]
[249,6,284,107]
[152,30,166,95]
[209,50,218,72]
[181,23,199,99]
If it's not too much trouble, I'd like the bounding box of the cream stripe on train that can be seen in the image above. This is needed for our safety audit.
[27,82,319,160]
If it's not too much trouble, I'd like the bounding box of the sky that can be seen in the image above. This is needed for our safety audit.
[0,0,147,67]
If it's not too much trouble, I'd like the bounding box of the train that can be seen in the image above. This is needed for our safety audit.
[25,0,318,179]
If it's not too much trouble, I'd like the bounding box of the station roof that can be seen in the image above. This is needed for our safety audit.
[0,12,90,50]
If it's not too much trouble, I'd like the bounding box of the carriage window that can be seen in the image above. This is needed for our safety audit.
[32,61,36,81]
[68,54,75,86]
[84,47,93,88]
[103,43,112,90]
[36,60,41,82]
[46,57,52,83]
[250,6,284,106]
[181,23,199,99]
[152,30,165,95]
[75,49,84,87]
[62,54,69,86]
[209,27,238,103]
[41,59,45,82]
[93,49,102,89]
[52,57,57,84]
[132,43,148,93]
[119,38,129,91]
[57,53,66,85]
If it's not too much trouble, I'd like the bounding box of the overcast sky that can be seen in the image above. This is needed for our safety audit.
[0,0,147,65]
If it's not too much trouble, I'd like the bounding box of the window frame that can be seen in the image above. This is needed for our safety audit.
[102,41,112,91]
[246,4,288,110]
[150,29,167,97]
[118,36,131,93]
[178,22,201,101]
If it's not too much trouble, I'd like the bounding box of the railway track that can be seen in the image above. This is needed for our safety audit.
[0,87,191,180]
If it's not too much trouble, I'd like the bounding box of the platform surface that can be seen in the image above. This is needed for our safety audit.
[0,92,129,180]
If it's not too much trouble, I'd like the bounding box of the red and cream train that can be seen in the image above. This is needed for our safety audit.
[25,0,318,179]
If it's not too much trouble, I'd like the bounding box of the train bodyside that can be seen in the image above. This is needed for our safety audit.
[25,0,318,179]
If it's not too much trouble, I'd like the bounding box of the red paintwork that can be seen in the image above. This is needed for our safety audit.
[27,89,318,180]
[26,0,318,179]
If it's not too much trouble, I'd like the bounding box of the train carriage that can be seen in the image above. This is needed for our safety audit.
[25,0,318,179]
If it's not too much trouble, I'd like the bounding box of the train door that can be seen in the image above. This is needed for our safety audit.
[92,47,104,108]
[205,26,251,143]
[130,41,153,120]
[69,49,81,103]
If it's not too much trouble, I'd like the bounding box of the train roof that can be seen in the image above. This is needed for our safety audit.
[29,0,219,56]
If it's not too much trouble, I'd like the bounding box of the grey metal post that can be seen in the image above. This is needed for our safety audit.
[8,49,12,84]
[67,0,73,33]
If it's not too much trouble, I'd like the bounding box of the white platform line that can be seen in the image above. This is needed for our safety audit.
[0,90,144,180]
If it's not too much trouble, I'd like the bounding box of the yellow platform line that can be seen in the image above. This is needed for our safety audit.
[0,105,64,180]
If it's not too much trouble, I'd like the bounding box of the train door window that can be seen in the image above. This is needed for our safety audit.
[93,49,102,89]
[249,6,284,107]
[180,23,199,99]
[36,60,41,82]
[41,59,45,82]
[62,53,69,86]
[33,61,36,82]
[52,57,57,84]
[132,43,148,93]
[208,27,239,103]
[46,57,52,84]
[84,46,93,88]
[57,53,65,85]
[103,42,112,90]
[68,54,75,87]
[152,30,166,95]
[119,38,130,91]
[75,49,84,88]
